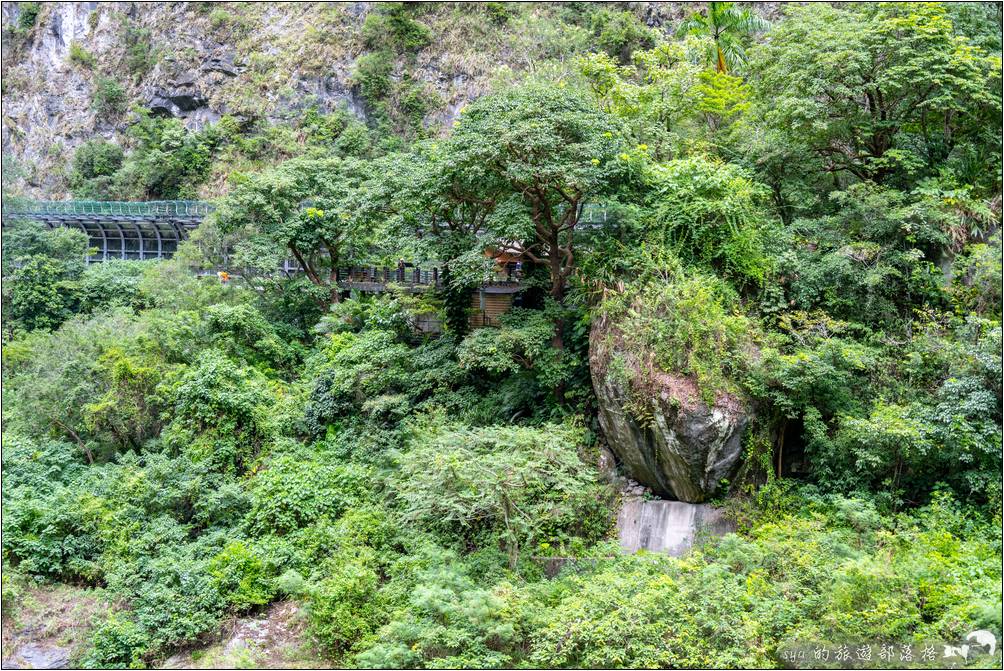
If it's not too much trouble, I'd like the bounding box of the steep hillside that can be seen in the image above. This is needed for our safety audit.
[1,1,715,199]
[2,3,1000,669]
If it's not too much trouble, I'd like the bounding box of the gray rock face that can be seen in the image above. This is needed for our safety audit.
[617,498,735,555]
[1,643,71,669]
[589,314,749,503]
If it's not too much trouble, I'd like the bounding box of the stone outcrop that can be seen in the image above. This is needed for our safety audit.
[2,2,785,199]
[589,312,750,503]
[1,643,71,669]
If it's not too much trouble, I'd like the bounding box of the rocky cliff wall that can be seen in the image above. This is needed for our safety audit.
[3,2,374,197]
[1,2,787,200]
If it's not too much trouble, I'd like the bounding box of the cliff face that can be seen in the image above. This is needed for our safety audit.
[0,2,563,197]
[1,2,788,199]
[2,2,372,197]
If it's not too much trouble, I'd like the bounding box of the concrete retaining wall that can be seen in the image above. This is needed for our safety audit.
[617,498,735,556]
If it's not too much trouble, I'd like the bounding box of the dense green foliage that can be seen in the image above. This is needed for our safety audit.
[2,2,1001,669]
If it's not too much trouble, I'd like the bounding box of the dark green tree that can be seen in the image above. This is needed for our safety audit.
[441,84,629,348]
[214,156,380,306]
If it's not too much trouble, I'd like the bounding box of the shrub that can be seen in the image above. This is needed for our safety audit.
[69,139,126,199]
[529,491,1002,667]
[83,614,151,668]
[483,2,515,25]
[645,156,776,286]
[306,548,383,654]
[354,555,522,668]
[93,76,127,116]
[208,8,232,30]
[204,303,299,373]
[78,260,146,313]
[2,310,149,455]
[207,8,253,37]
[105,543,227,655]
[352,51,394,109]
[105,114,222,200]
[589,9,655,63]
[16,2,40,32]
[457,307,575,393]
[72,139,124,180]
[244,452,372,535]
[304,330,414,432]
[122,24,156,77]
[1,476,105,580]
[209,541,275,611]
[0,570,23,617]
[68,41,96,68]
[395,420,611,567]
[595,258,760,405]
[161,350,278,474]
[361,2,431,52]
[8,255,77,332]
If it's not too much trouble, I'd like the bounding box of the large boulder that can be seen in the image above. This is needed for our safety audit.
[589,310,750,503]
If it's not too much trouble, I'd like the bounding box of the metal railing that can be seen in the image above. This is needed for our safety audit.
[3,199,610,224]
[1,200,214,218]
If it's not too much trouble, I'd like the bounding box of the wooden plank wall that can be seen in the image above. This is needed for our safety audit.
[469,291,513,329]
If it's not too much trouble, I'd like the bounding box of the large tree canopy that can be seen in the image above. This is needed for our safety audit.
[442,84,631,304]
[213,156,380,303]
[752,3,1001,186]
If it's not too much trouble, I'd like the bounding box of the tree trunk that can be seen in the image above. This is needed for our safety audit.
[439,264,471,337]
[776,420,787,478]
[54,419,93,464]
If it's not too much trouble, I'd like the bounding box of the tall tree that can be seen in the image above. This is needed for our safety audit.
[751,3,1001,186]
[214,156,378,306]
[678,2,770,74]
[442,85,629,319]
[375,142,509,336]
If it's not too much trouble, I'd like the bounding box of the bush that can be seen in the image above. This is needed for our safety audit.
[244,451,372,535]
[122,24,156,77]
[352,51,394,109]
[83,614,152,668]
[208,541,275,611]
[72,139,124,180]
[16,2,40,32]
[161,350,278,474]
[8,255,77,332]
[105,542,227,655]
[1,475,105,580]
[204,303,299,373]
[306,548,383,654]
[395,420,611,567]
[589,9,655,63]
[93,76,127,116]
[208,9,232,31]
[361,3,431,52]
[458,307,576,395]
[110,114,222,199]
[78,261,147,313]
[529,490,1002,667]
[69,41,96,68]
[3,310,143,453]
[595,257,759,405]
[645,156,776,286]
[2,222,89,332]
[304,330,415,432]
[353,554,522,668]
